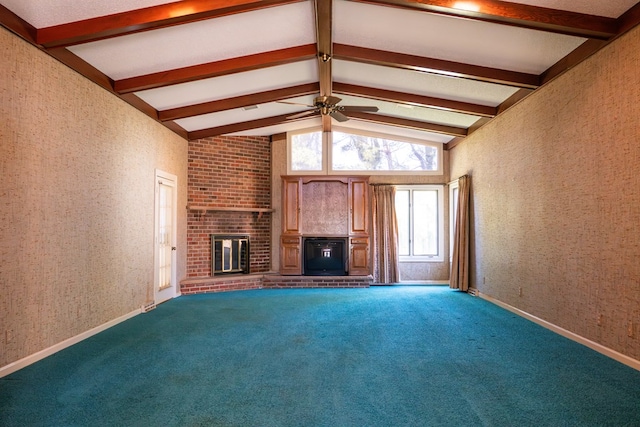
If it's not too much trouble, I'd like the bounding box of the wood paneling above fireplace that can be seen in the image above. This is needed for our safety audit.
[280,176,370,276]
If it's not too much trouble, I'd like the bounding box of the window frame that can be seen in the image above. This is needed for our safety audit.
[287,127,443,176]
[286,126,326,175]
[395,185,445,263]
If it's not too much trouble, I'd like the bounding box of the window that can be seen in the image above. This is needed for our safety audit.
[288,128,324,173]
[332,130,440,173]
[287,127,442,175]
[395,185,444,262]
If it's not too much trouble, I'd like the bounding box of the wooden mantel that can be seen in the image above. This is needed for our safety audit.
[187,205,274,219]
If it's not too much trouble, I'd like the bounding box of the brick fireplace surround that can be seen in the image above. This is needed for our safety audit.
[181,135,372,295]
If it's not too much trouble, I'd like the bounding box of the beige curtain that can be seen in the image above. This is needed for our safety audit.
[371,185,400,283]
[450,175,471,291]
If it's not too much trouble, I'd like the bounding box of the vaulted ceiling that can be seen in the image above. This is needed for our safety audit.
[2,0,639,146]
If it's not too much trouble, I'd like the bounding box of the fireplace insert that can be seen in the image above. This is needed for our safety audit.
[303,237,347,276]
[211,235,250,275]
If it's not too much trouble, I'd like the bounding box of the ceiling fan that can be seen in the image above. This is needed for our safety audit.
[282,95,379,122]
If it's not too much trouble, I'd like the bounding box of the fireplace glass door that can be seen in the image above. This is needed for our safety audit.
[212,235,250,275]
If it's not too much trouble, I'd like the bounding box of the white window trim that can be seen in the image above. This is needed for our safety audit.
[396,185,445,263]
[286,126,327,175]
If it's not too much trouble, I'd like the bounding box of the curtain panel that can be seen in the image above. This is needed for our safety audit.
[371,185,400,283]
[450,175,471,291]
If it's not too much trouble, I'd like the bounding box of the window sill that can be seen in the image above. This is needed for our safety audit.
[399,256,445,263]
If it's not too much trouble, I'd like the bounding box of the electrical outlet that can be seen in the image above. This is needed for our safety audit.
[597,314,603,326]
[5,330,12,343]
[518,287,523,297]
[628,321,634,338]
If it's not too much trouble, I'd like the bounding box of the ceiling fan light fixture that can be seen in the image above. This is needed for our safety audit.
[453,2,480,12]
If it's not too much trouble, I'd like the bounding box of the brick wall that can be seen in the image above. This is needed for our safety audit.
[187,136,271,278]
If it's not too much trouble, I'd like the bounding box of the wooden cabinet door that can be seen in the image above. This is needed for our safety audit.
[282,177,301,234]
[349,178,369,235]
[349,237,370,276]
[280,235,302,275]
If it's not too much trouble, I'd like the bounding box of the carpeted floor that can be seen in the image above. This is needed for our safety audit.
[1,286,640,426]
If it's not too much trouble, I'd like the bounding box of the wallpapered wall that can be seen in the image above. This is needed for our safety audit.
[0,28,188,368]
[271,135,450,281]
[449,26,640,360]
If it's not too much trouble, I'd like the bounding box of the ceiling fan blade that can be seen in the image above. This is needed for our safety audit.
[341,105,379,113]
[330,110,349,122]
[287,110,318,120]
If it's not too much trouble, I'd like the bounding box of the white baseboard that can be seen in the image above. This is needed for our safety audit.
[397,281,450,285]
[479,292,640,372]
[0,308,141,378]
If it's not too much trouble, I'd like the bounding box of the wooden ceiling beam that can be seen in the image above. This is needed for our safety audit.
[187,112,319,139]
[44,47,191,139]
[347,0,618,39]
[0,4,37,43]
[162,121,190,140]
[444,136,464,151]
[37,0,304,48]
[333,82,496,117]
[615,2,640,38]
[496,88,532,114]
[114,44,317,93]
[540,39,607,85]
[315,0,333,132]
[159,83,320,121]
[333,44,539,89]
[346,111,467,137]
[47,47,116,93]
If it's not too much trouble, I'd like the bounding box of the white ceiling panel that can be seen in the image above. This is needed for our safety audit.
[136,60,318,110]
[499,0,639,18]
[336,94,480,128]
[229,117,322,136]
[68,2,315,80]
[0,0,176,27]
[334,0,586,74]
[230,119,455,142]
[175,95,318,132]
[334,122,455,144]
[333,60,520,107]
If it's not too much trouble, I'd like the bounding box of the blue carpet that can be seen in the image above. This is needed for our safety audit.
[1,287,639,426]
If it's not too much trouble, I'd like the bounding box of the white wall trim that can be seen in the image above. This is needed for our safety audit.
[0,308,141,378]
[478,292,640,372]
[397,281,449,285]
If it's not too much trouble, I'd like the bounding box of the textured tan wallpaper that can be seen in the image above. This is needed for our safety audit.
[449,26,640,360]
[0,28,188,367]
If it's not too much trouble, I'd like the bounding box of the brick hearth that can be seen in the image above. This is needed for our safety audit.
[180,274,373,295]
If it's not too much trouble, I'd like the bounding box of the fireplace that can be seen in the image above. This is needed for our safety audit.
[211,235,250,275]
[303,237,347,276]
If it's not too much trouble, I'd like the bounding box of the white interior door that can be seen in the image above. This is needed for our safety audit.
[155,170,177,304]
